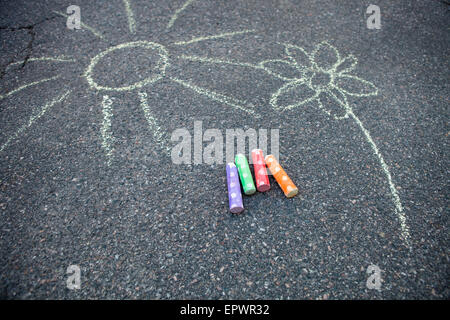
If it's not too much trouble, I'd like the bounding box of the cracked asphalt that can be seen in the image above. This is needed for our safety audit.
[0,0,448,299]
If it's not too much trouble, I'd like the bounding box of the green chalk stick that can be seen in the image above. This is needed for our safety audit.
[235,153,256,195]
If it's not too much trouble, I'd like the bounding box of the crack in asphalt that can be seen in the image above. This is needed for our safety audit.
[0,16,57,80]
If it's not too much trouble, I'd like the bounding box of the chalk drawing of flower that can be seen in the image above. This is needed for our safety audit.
[261,41,410,247]
[261,41,378,119]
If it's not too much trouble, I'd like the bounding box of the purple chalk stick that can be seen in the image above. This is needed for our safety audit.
[226,163,244,214]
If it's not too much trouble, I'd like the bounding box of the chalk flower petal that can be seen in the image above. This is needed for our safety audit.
[312,41,340,71]
[317,89,349,119]
[284,44,312,70]
[335,54,358,74]
[335,75,378,97]
[260,59,303,81]
[329,87,349,107]
[270,81,317,110]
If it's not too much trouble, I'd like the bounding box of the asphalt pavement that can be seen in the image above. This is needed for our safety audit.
[0,0,448,299]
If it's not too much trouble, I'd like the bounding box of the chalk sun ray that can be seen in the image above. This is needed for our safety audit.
[167,0,196,30]
[122,0,136,34]
[0,75,61,100]
[0,90,72,153]
[173,29,256,46]
[180,55,261,69]
[180,55,295,81]
[138,91,171,153]
[53,10,104,39]
[100,95,115,166]
[169,76,255,116]
[5,56,76,72]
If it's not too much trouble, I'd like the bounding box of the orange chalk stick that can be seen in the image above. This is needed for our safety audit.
[264,155,298,198]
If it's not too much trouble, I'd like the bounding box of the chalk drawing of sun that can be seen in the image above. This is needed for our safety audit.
[0,0,256,163]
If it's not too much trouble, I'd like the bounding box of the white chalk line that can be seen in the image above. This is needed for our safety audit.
[173,29,256,46]
[122,0,136,34]
[5,56,76,71]
[138,91,171,153]
[270,80,320,111]
[0,75,61,100]
[0,90,72,153]
[180,55,261,69]
[348,110,410,247]
[169,76,255,116]
[53,10,104,39]
[180,55,301,83]
[167,0,196,29]
[100,95,115,166]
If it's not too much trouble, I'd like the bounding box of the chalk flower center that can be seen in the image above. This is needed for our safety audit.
[310,70,332,90]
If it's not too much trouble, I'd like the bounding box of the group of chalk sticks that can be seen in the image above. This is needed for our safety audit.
[226,149,298,214]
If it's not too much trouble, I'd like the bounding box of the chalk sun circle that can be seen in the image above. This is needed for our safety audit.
[84,41,169,92]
